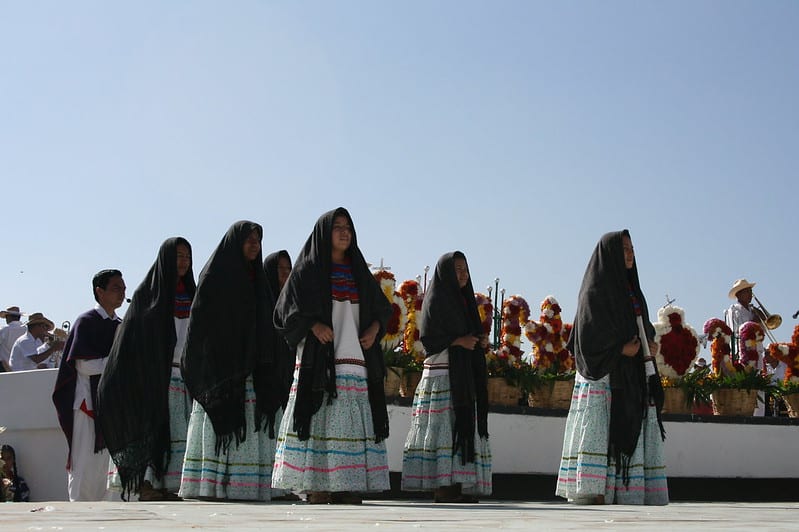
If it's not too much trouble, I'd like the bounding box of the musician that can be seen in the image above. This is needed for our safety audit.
[8,313,65,371]
[724,279,758,336]
[724,278,773,416]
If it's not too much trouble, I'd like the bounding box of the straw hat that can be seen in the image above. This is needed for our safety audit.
[26,312,55,330]
[0,306,21,318]
[728,279,756,299]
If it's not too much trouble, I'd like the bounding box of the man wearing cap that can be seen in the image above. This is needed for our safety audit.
[52,269,125,501]
[0,307,27,372]
[8,313,65,371]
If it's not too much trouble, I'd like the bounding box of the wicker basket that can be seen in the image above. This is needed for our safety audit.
[711,388,758,416]
[784,394,799,419]
[384,367,404,399]
[662,387,692,415]
[486,377,522,406]
[400,370,422,398]
[528,378,574,410]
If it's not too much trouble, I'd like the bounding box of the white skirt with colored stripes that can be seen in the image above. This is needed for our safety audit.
[555,374,669,505]
[271,372,389,493]
[401,372,492,495]
[178,376,276,501]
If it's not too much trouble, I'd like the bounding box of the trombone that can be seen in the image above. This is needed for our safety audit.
[751,293,782,344]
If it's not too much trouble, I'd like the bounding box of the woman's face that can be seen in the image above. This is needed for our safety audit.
[277,256,291,289]
[622,235,635,270]
[453,257,469,288]
[242,230,261,262]
[331,215,352,256]
[176,243,191,279]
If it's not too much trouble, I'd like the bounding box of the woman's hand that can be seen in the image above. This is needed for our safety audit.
[311,322,334,344]
[452,335,480,350]
[647,340,659,358]
[359,321,380,350]
[622,336,641,357]
[479,335,489,349]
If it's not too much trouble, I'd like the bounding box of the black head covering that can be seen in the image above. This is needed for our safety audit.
[97,237,195,499]
[566,230,664,484]
[273,207,391,442]
[181,221,276,453]
[263,250,295,415]
[420,251,488,465]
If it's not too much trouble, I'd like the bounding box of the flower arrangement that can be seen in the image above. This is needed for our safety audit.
[703,318,735,377]
[374,271,410,368]
[374,271,408,351]
[653,305,700,382]
[703,317,772,393]
[398,279,425,369]
[524,296,574,377]
[487,295,529,381]
[474,293,493,336]
[737,321,763,370]
[768,324,799,395]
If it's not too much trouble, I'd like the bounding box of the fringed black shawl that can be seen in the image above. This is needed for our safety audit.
[181,221,276,453]
[273,208,391,443]
[97,237,195,499]
[263,250,295,437]
[566,230,665,484]
[419,251,488,465]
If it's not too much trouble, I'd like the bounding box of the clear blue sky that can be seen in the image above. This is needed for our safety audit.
[2,2,798,358]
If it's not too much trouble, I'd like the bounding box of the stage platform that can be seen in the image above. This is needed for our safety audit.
[3,500,798,531]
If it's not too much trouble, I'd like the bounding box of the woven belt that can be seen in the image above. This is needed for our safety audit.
[335,358,366,367]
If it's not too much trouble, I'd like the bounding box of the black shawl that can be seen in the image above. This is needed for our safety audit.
[419,251,489,465]
[566,230,665,483]
[273,207,391,442]
[263,250,295,435]
[97,237,195,499]
[181,221,276,453]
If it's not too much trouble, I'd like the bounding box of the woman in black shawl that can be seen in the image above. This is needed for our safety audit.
[262,250,301,502]
[555,230,668,505]
[263,251,295,420]
[272,208,391,505]
[98,237,195,501]
[401,251,492,503]
[177,221,280,501]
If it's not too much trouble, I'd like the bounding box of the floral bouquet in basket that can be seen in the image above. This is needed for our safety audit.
[522,296,575,392]
[703,318,772,393]
[487,295,529,384]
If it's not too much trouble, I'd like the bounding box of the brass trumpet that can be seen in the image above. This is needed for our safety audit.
[751,294,782,343]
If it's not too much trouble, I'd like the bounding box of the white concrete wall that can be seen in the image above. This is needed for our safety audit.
[0,368,69,502]
[2,369,797,502]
